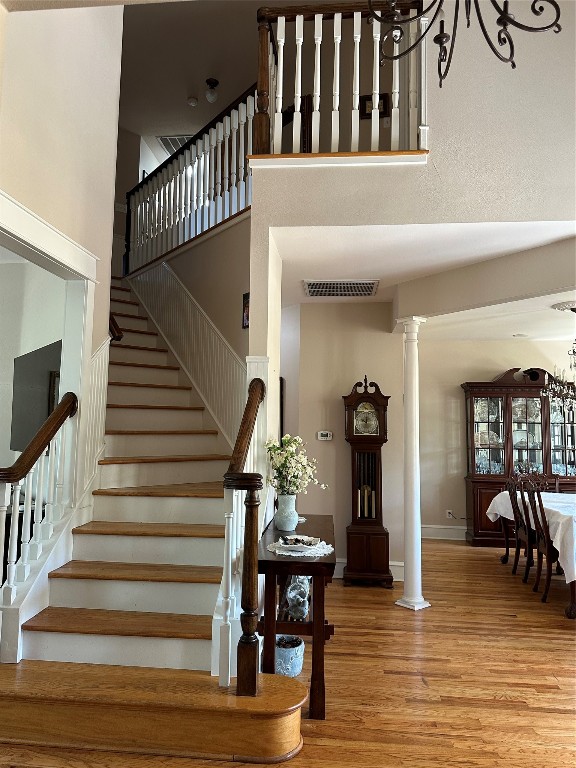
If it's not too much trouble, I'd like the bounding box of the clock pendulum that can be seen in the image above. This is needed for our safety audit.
[342,376,393,587]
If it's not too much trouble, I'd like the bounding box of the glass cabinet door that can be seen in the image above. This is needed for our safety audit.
[550,398,576,476]
[473,397,504,474]
[511,396,543,473]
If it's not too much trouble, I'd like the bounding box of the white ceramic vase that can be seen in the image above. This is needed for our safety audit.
[274,494,298,531]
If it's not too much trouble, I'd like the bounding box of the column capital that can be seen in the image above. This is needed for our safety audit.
[395,316,427,329]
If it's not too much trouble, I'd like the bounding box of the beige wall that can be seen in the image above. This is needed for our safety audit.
[284,302,573,565]
[285,302,406,564]
[169,217,251,360]
[0,5,124,351]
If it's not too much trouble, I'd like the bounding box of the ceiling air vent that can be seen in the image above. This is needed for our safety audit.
[303,280,379,298]
[158,135,193,156]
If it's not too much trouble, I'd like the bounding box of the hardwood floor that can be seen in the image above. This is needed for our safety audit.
[1,540,574,768]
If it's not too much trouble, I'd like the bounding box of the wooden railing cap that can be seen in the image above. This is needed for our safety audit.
[223,472,264,491]
[257,1,418,23]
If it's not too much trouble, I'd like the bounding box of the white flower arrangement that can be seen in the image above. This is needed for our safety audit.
[266,434,327,495]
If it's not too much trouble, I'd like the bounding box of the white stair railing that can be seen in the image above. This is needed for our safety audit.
[126,85,257,274]
[0,393,77,606]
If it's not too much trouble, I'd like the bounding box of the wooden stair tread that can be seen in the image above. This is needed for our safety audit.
[99,453,231,465]
[118,327,157,336]
[0,659,307,713]
[108,381,191,390]
[93,481,224,498]
[112,311,147,320]
[111,297,139,306]
[49,560,223,583]
[109,361,180,371]
[110,342,168,352]
[107,403,204,410]
[105,428,218,435]
[22,607,213,639]
[73,521,225,538]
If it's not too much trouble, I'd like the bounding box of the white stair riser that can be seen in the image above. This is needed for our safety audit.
[105,407,205,431]
[49,578,220,615]
[108,363,180,386]
[107,384,192,406]
[73,534,224,566]
[116,330,160,348]
[109,346,168,366]
[23,632,211,670]
[99,459,229,488]
[104,432,226,457]
[114,314,150,332]
[92,494,225,524]
[110,299,142,316]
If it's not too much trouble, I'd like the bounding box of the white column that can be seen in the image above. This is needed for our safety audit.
[396,316,430,612]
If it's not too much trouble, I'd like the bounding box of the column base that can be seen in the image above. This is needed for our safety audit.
[395,596,431,611]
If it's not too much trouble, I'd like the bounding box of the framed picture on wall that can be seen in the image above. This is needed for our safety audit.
[359,93,390,120]
[242,292,250,329]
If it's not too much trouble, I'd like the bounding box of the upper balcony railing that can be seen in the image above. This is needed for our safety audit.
[124,2,427,274]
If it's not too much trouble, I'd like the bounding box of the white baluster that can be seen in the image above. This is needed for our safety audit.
[292,15,304,153]
[149,178,158,263]
[172,160,179,249]
[177,153,186,245]
[0,482,11,585]
[269,37,277,125]
[161,166,169,256]
[371,16,381,151]
[55,425,66,519]
[351,12,361,152]
[141,182,149,267]
[16,471,34,582]
[419,15,429,150]
[230,110,239,215]
[331,13,342,153]
[196,138,204,234]
[391,35,401,151]
[219,488,235,687]
[223,116,231,220]
[3,481,22,603]
[209,128,216,227]
[273,16,286,153]
[408,22,419,150]
[247,95,254,204]
[29,453,45,559]
[203,133,211,231]
[215,123,223,224]
[129,191,137,272]
[41,437,58,540]
[238,104,246,210]
[183,148,191,241]
[311,14,323,153]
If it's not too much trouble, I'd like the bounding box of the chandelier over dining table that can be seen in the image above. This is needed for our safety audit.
[367,0,562,87]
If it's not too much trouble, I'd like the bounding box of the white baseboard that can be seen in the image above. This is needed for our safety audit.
[422,524,467,541]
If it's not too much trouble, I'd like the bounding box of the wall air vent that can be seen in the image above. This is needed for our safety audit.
[303,280,379,298]
[158,135,193,156]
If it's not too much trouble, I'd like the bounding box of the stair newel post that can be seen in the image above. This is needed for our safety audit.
[254,17,271,155]
[228,474,263,697]
[219,487,235,687]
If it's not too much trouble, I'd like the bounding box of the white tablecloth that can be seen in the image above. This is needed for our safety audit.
[487,492,576,583]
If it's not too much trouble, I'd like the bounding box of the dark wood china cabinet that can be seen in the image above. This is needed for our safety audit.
[461,367,576,547]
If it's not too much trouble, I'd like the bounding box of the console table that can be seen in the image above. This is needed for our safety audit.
[257,514,336,719]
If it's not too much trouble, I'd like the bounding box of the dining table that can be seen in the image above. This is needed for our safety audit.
[486,491,576,618]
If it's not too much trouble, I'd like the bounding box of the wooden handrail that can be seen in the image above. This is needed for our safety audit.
[109,312,124,342]
[226,378,266,475]
[0,392,78,484]
[257,1,419,23]
[223,377,266,697]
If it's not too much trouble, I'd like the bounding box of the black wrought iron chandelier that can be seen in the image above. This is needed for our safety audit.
[367,0,562,87]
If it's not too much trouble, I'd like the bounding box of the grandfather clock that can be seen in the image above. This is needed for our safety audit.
[342,376,393,587]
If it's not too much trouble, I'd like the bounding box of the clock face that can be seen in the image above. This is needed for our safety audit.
[354,402,379,435]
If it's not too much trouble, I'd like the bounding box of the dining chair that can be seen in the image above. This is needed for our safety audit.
[526,481,561,603]
[506,475,535,583]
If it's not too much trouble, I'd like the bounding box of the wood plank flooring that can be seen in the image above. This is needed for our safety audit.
[1,540,574,768]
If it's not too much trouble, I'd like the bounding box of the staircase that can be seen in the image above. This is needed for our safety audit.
[21,275,231,670]
[0,276,307,761]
